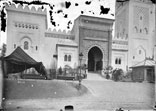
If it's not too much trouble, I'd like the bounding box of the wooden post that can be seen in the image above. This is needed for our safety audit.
[0,60,3,109]
[144,68,147,82]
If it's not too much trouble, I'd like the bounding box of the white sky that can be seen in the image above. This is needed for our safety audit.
[0,0,115,46]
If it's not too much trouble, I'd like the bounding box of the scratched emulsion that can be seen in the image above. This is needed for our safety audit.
[1,0,112,31]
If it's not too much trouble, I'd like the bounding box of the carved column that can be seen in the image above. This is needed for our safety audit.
[144,68,147,82]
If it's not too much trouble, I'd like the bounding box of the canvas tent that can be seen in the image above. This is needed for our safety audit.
[2,47,47,77]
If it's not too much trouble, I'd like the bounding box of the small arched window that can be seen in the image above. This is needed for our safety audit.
[22,24,25,28]
[126,34,128,39]
[68,55,71,61]
[144,28,148,34]
[14,44,16,49]
[134,26,138,33]
[64,55,67,61]
[133,56,135,59]
[139,50,142,54]
[115,58,118,64]
[25,25,28,28]
[15,23,18,27]
[19,24,21,27]
[36,46,38,51]
[115,58,121,64]
[24,41,29,50]
[29,25,31,29]
[139,14,143,33]
[118,58,121,64]
[117,33,119,38]
[123,28,125,35]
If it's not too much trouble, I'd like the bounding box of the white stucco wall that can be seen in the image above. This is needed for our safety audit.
[57,46,78,69]
[112,50,128,71]
[5,4,79,71]
[114,0,155,69]
[128,1,155,67]
[39,37,58,69]
[6,5,47,62]
[112,1,129,71]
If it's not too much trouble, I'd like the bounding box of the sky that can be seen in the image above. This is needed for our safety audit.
[0,0,115,46]
[46,0,115,30]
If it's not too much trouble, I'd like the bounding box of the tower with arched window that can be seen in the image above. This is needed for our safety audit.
[113,0,155,70]
[5,4,47,62]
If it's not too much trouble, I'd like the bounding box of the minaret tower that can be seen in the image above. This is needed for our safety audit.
[113,0,155,70]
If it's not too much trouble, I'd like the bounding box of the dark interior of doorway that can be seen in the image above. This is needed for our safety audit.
[88,46,103,72]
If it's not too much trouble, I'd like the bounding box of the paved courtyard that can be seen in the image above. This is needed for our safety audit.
[4,73,155,111]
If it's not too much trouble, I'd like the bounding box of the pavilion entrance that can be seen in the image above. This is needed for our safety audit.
[88,46,103,72]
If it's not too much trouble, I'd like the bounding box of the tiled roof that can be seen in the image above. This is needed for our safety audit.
[131,58,156,68]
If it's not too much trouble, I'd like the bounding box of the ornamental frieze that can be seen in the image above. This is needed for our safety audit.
[82,40,108,61]
[45,32,74,39]
[14,22,39,30]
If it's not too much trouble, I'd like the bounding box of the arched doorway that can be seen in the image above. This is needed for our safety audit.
[88,46,103,72]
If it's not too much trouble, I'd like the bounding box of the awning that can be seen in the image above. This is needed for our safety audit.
[2,47,47,76]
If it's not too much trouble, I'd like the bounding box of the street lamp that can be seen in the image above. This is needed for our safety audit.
[79,52,83,86]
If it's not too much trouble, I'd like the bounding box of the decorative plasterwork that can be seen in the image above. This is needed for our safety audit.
[82,19,112,26]
[83,41,106,61]
[45,32,75,40]
[84,37,108,42]
[115,8,128,40]
[14,22,39,30]
[133,6,149,34]
[112,40,128,45]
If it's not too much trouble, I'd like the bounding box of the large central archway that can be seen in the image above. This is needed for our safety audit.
[88,46,103,72]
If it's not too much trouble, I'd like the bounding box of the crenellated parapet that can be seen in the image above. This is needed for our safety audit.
[131,0,153,4]
[5,3,46,15]
[46,28,71,34]
[45,28,75,40]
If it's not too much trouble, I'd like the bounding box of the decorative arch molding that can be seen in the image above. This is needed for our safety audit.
[19,36,33,50]
[134,26,138,33]
[135,45,146,53]
[83,42,105,61]
[135,45,146,58]
[19,36,33,44]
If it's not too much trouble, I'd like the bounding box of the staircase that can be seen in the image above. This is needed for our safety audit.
[86,72,107,81]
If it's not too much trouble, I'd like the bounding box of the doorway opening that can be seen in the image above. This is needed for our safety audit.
[88,46,103,72]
